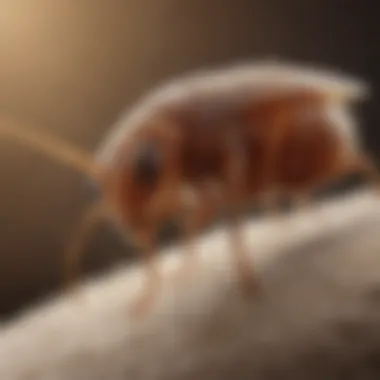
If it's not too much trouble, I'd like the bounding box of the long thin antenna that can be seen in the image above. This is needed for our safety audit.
[0,115,103,181]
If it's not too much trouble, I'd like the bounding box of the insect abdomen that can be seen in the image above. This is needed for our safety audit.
[274,110,345,192]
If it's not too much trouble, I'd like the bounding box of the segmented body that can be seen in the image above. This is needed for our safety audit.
[96,62,367,234]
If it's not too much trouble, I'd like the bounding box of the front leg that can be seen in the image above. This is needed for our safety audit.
[171,182,223,281]
[64,201,108,293]
[129,186,182,317]
[130,229,162,317]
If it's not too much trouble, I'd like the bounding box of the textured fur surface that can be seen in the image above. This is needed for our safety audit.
[1,190,380,379]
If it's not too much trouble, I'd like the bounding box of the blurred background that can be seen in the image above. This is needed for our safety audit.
[0,0,378,320]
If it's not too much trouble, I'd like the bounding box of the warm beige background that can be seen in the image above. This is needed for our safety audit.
[0,0,378,319]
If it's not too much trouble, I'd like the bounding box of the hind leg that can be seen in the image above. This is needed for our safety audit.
[227,192,313,299]
[351,154,380,191]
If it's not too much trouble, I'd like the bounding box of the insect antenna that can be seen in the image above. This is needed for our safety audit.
[0,114,109,290]
[0,115,102,181]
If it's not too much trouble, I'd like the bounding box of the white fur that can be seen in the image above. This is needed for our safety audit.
[96,61,369,166]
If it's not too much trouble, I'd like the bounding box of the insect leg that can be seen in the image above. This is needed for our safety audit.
[129,186,183,316]
[130,229,162,317]
[172,184,221,281]
[260,190,283,219]
[64,201,108,292]
[227,215,259,297]
[351,154,380,190]
[224,135,260,297]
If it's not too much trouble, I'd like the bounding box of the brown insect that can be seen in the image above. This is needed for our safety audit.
[0,61,377,315]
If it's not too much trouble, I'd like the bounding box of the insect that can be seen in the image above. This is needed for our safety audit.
[0,61,377,315]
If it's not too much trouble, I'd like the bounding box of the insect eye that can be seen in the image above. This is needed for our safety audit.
[131,142,162,186]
